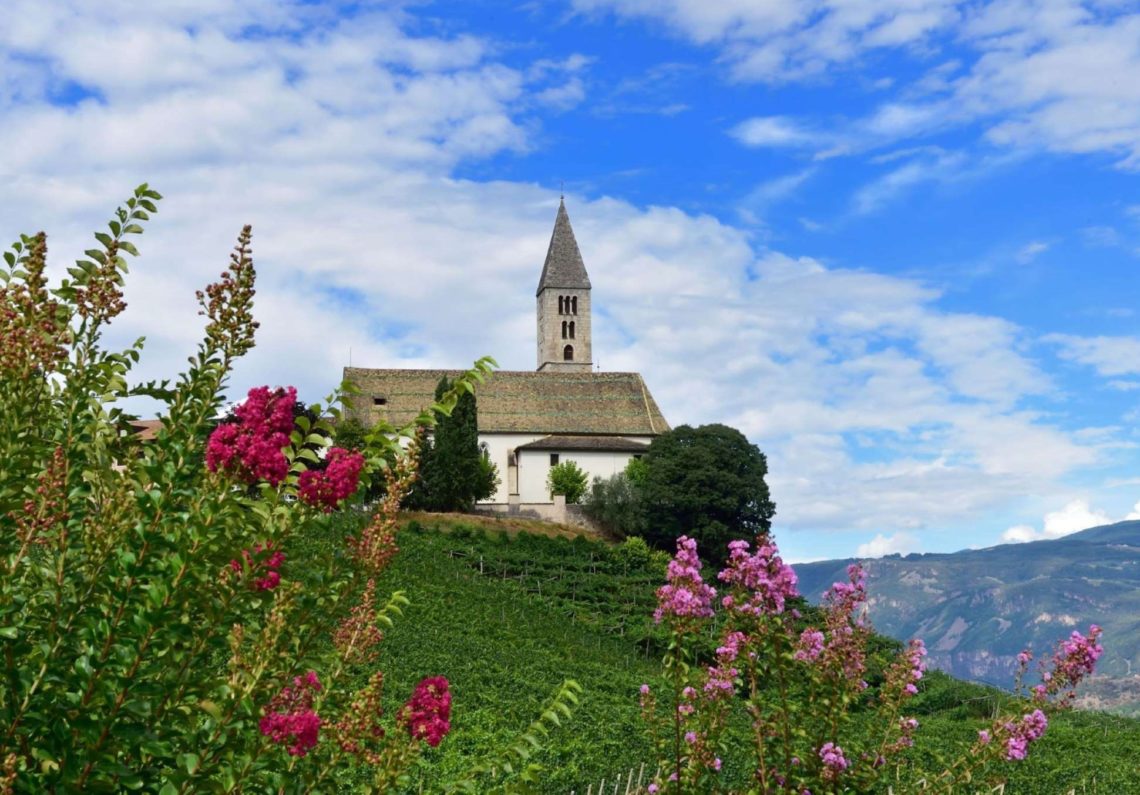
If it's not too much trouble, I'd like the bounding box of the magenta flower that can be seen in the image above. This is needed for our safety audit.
[401,676,452,748]
[653,536,716,624]
[260,671,323,757]
[206,386,296,485]
[229,541,286,591]
[298,447,366,511]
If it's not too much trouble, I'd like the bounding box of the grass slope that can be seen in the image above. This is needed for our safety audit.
[298,513,1140,792]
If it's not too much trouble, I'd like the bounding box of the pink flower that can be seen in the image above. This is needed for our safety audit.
[978,729,991,745]
[1001,709,1048,761]
[819,742,848,780]
[653,536,716,624]
[260,671,323,757]
[207,386,297,485]
[717,538,799,616]
[794,629,825,662]
[401,676,452,748]
[298,447,366,511]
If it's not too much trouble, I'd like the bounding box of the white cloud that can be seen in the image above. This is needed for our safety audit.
[1046,334,1140,377]
[572,0,960,82]
[857,531,919,558]
[730,116,822,148]
[1127,501,1140,521]
[1002,498,1115,543]
[580,2,1140,170]
[0,0,1113,546]
[1015,240,1049,263]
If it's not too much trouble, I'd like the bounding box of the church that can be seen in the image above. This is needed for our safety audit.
[343,199,669,511]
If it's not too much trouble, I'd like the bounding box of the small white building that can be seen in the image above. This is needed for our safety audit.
[345,199,669,507]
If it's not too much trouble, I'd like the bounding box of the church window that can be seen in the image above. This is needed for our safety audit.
[558,295,564,314]
[563,344,574,361]
[372,396,388,406]
[550,453,559,466]
[562,320,568,339]
[571,296,578,315]
[569,321,575,339]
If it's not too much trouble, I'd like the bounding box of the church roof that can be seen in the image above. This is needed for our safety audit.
[515,435,650,453]
[536,199,591,296]
[344,368,668,436]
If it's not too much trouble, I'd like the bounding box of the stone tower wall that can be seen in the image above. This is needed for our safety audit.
[537,287,592,372]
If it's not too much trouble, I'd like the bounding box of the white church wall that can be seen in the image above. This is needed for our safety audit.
[516,448,641,503]
[478,432,546,503]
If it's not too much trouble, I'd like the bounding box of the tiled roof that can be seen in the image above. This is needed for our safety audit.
[128,419,163,441]
[536,199,591,295]
[343,368,668,436]
[515,435,650,452]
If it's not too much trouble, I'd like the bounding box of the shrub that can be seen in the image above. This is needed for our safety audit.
[0,187,576,791]
[583,470,647,539]
[641,534,1104,794]
[547,460,589,503]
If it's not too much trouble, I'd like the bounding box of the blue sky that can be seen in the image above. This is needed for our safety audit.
[3,0,1139,561]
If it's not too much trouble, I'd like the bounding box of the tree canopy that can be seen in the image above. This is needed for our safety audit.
[640,423,775,561]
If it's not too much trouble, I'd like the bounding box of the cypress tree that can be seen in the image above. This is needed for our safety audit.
[407,376,496,511]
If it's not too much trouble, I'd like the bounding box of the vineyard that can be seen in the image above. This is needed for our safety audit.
[292,513,1140,792]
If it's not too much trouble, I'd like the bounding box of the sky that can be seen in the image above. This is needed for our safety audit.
[3,0,1139,562]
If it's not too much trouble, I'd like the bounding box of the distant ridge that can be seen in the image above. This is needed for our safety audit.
[791,520,1140,713]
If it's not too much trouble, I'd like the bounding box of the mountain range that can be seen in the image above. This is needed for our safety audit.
[791,520,1140,714]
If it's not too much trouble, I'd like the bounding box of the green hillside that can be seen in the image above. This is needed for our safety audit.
[793,520,1140,714]
[296,514,1140,792]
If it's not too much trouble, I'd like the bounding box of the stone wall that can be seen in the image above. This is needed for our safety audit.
[475,497,601,532]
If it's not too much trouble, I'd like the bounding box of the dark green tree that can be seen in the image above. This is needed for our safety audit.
[640,423,775,562]
[582,459,648,539]
[406,376,497,511]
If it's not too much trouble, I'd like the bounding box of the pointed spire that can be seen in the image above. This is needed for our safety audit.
[536,198,591,296]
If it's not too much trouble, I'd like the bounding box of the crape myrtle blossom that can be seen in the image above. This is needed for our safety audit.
[259,671,323,757]
[299,447,366,511]
[654,536,716,624]
[818,742,848,780]
[206,385,296,485]
[400,676,451,748]
[1003,709,1048,761]
[229,541,285,591]
[794,628,825,662]
[717,538,799,617]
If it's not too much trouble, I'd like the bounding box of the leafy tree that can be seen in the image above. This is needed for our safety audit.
[547,460,589,503]
[640,423,775,561]
[408,376,497,511]
[583,461,648,539]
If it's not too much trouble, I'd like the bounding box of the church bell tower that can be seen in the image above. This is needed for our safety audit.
[536,198,592,373]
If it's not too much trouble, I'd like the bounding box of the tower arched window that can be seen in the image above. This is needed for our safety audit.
[571,296,578,315]
[558,296,564,314]
[561,320,568,339]
[563,344,574,361]
[569,321,575,339]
